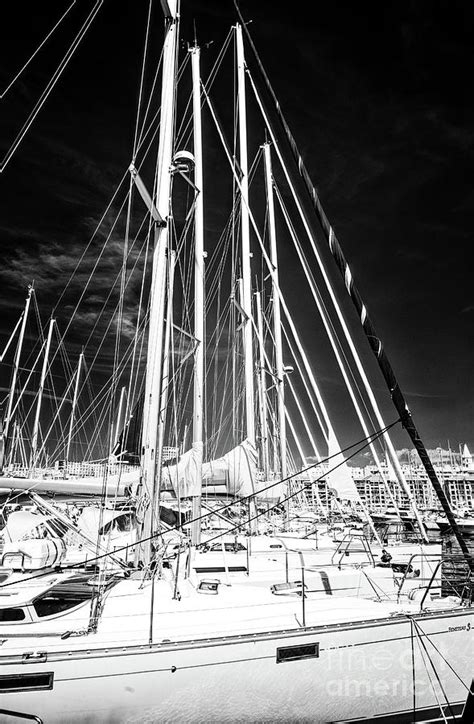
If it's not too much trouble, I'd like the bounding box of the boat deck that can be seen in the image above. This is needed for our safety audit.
[0,573,459,656]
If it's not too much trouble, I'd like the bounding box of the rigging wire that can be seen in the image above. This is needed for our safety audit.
[235,2,471,568]
[0,418,402,592]
[410,617,471,694]
[272,181,402,522]
[411,622,452,723]
[410,619,417,719]
[132,0,153,159]
[0,1,104,173]
[31,94,166,460]
[273,182,381,439]
[49,217,150,459]
[0,1,77,99]
[51,170,130,316]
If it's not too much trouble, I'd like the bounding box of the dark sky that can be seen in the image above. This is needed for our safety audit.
[1,0,473,457]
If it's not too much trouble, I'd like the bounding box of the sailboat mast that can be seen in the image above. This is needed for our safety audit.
[236,23,255,446]
[112,384,127,456]
[139,0,179,560]
[7,420,19,469]
[154,250,176,530]
[255,291,269,477]
[263,143,287,480]
[190,44,204,546]
[30,316,54,473]
[237,11,472,567]
[65,350,83,462]
[3,285,33,443]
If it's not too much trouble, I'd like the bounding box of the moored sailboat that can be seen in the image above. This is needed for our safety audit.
[0,2,472,722]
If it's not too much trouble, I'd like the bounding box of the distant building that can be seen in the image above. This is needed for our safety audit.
[347,445,474,513]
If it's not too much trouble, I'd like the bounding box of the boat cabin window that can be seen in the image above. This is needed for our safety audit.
[0,672,53,692]
[276,642,319,663]
[33,594,90,618]
[206,542,246,553]
[0,607,26,622]
[32,575,94,618]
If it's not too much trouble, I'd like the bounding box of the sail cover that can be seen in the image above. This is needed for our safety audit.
[161,441,203,498]
[202,439,258,497]
[162,439,258,498]
[0,472,135,497]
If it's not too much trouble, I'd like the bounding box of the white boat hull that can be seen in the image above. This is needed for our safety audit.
[1,607,471,722]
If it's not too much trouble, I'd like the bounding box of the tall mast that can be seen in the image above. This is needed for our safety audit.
[190,44,204,546]
[30,317,54,473]
[255,291,269,477]
[263,143,287,480]
[153,250,176,534]
[7,421,19,469]
[4,285,33,443]
[65,350,83,462]
[111,385,127,457]
[139,0,179,561]
[236,23,255,446]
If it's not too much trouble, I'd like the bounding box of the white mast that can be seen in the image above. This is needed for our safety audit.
[139,0,179,560]
[7,421,19,469]
[30,316,54,473]
[236,23,255,446]
[263,143,287,480]
[4,285,33,442]
[255,291,269,477]
[154,249,176,509]
[111,384,127,457]
[65,350,83,462]
[190,44,204,546]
